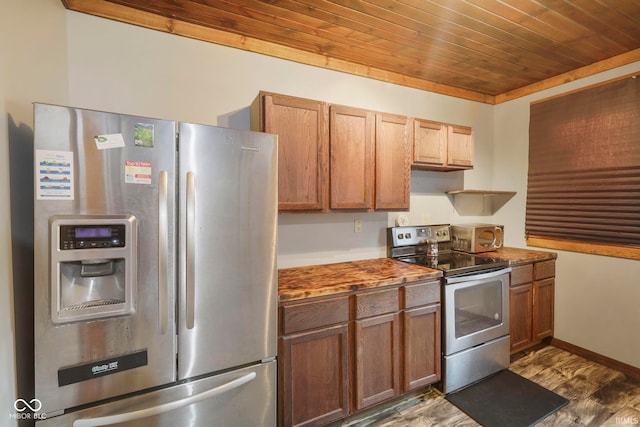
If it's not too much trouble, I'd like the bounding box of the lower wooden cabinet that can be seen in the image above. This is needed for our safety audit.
[509,283,533,351]
[403,304,441,391]
[279,325,349,427]
[278,280,441,426]
[509,260,555,354]
[533,277,554,340]
[354,313,401,410]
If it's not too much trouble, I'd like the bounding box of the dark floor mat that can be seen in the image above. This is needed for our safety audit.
[446,370,569,427]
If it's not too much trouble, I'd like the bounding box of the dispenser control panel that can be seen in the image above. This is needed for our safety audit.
[59,224,126,250]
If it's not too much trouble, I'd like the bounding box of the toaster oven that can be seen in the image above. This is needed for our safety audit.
[451,224,504,253]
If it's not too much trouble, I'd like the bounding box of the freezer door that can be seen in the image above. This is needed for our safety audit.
[177,123,277,379]
[36,361,276,427]
[33,104,177,414]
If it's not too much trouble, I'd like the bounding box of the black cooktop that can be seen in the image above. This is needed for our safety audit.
[397,251,509,276]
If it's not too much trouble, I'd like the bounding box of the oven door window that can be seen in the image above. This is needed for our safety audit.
[454,280,503,338]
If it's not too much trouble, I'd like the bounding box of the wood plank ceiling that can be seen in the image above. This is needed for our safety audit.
[63,0,640,104]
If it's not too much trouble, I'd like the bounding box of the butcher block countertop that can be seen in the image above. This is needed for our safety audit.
[277,247,556,303]
[480,247,557,266]
[278,258,442,302]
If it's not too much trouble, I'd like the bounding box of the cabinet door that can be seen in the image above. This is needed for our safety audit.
[403,304,441,392]
[533,278,554,340]
[279,325,349,427]
[413,119,446,166]
[509,283,533,353]
[447,125,474,168]
[375,113,411,210]
[330,105,375,209]
[262,93,329,211]
[354,313,401,411]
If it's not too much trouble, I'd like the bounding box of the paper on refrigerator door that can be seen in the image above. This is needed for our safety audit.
[125,160,152,184]
[36,149,74,200]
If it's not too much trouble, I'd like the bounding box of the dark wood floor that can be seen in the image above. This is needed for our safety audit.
[351,345,640,426]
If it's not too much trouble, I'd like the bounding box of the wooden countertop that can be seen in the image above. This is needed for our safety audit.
[278,258,442,302]
[278,247,555,302]
[480,247,557,266]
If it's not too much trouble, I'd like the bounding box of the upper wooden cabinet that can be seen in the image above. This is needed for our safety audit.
[412,119,446,166]
[253,91,457,212]
[412,118,474,170]
[251,92,329,211]
[329,105,375,210]
[330,106,411,211]
[375,113,412,210]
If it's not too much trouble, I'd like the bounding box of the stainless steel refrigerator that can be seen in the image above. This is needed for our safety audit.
[33,103,277,426]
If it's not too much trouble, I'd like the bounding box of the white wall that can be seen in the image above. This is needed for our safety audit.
[493,64,640,368]
[1,8,15,425]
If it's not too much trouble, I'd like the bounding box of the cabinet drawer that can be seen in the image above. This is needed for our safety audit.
[281,296,349,335]
[404,281,440,308]
[510,264,533,287]
[534,260,556,280]
[355,288,399,319]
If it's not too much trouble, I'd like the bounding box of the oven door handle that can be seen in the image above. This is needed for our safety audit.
[445,266,511,284]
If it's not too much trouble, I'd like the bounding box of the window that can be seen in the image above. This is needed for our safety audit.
[526,73,640,260]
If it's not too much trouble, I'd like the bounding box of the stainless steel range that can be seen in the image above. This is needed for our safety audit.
[388,225,511,393]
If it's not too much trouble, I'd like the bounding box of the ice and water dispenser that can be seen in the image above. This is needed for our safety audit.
[49,215,137,323]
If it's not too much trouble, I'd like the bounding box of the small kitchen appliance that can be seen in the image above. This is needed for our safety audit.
[450,223,504,253]
[33,104,277,426]
[388,225,511,394]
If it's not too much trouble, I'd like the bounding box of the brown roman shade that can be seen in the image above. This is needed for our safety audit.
[526,74,640,257]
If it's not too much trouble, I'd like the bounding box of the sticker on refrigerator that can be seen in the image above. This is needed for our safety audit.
[95,133,126,150]
[134,123,154,147]
[36,150,74,200]
[125,160,152,184]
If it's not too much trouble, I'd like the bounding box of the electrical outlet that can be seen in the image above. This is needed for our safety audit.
[354,219,362,233]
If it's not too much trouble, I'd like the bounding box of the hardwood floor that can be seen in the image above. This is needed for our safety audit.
[347,345,640,426]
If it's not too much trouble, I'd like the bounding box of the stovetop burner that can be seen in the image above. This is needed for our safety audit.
[397,251,509,276]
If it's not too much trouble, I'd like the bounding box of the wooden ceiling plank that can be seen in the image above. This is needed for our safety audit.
[355,0,565,78]
[589,0,640,27]
[376,0,582,71]
[539,0,640,48]
[277,0,555,84]
[327,0,568,79]
[491,0,631,54]
[462,0,620,65]
[416,0,593,67]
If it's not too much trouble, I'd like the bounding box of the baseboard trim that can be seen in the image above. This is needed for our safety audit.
[551,338,640,381]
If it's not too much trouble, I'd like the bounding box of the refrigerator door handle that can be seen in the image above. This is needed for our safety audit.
[158,170,169,334]
[186,171,196,329]
[72,372,257,427]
